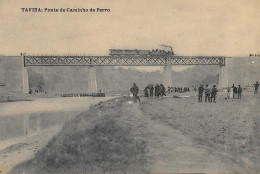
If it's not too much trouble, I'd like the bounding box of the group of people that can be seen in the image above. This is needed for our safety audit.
[198,84,218,103]
[226,81,259,99]
[130,83,167,102]
[144,84,166,98]
[226,84,243,99]
[131,81,260,103]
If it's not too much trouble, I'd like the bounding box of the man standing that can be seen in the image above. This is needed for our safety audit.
[230,84,234,99]
[198,85,204,102]
[211,85,218,103]
[150,85,154,97]
[144,86,149,97]
[238,85,242,99]
[227,87,231,99]
[155,84,159,98]
[162,84,166,96]
[130,83,140,102]
[253,81,259,94]
[159,84,166,97]
[204,85,211,102]
[194,86,197,93]
[233,84,237,99]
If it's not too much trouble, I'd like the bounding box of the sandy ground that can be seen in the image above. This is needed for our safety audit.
[120,101,242,173]
[0,126,61,174]
[139,92,259,173]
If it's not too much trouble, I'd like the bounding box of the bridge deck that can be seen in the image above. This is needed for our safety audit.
[24,55,225,66]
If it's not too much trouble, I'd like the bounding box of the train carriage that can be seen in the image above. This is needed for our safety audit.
[109,49,173,56]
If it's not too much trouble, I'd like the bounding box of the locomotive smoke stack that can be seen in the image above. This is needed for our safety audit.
[161,45,174,54]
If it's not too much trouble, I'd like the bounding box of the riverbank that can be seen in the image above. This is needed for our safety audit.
[0,96,115,174]
[0,126,62,174]
[9,95,257,174]
[10,97,148,174]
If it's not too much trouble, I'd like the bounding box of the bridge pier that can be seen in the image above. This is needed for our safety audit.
[218,65,229,89]
[87,66,98,93]
[22,67,29,94]
[22,54,29,94]
[163,65,172,88]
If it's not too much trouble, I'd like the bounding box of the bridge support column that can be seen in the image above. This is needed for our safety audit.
[22,67,29,94]
[22,54,29,94]
[218,65,229,89]
[163,65,172,87]
[88,66,98,93]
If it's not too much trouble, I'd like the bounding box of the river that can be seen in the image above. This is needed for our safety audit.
[0,97,114,140]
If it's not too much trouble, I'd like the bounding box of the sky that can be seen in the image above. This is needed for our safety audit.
[0,0,259,71]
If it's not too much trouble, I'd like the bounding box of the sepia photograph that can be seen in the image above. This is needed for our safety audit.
[0,0,259,173]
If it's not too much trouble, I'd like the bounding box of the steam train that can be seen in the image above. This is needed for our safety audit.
[109,49,174,56]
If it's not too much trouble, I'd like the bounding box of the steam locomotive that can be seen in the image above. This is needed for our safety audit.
[109,49,174,56]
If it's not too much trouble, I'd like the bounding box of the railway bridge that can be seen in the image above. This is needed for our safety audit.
[22,51,227,93]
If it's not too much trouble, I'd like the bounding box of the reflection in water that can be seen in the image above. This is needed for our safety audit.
[0,111,80,140]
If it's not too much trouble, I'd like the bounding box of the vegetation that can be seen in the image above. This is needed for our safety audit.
[10,98,147,174]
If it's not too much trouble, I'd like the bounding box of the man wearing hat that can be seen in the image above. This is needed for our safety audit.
[130,83,140,102]
[204,84,211,102]
[238,85,242,99]
[211,85,218,103]
[253,81,259,94]
[198,84,204,102]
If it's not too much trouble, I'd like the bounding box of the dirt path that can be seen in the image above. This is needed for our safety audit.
[0,126,61,174]
[120,101,239,173]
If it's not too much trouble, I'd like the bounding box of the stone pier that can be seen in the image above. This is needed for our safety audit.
[0,55,29,94]
[218,65,229,89]
[163,65,172,87]
[87,66,98,93]
[22,67,29,94]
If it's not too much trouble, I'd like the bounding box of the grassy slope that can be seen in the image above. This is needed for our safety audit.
[140,94,259,171]
[10,97,147,174]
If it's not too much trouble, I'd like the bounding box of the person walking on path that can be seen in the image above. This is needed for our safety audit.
[130,83,140,102]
